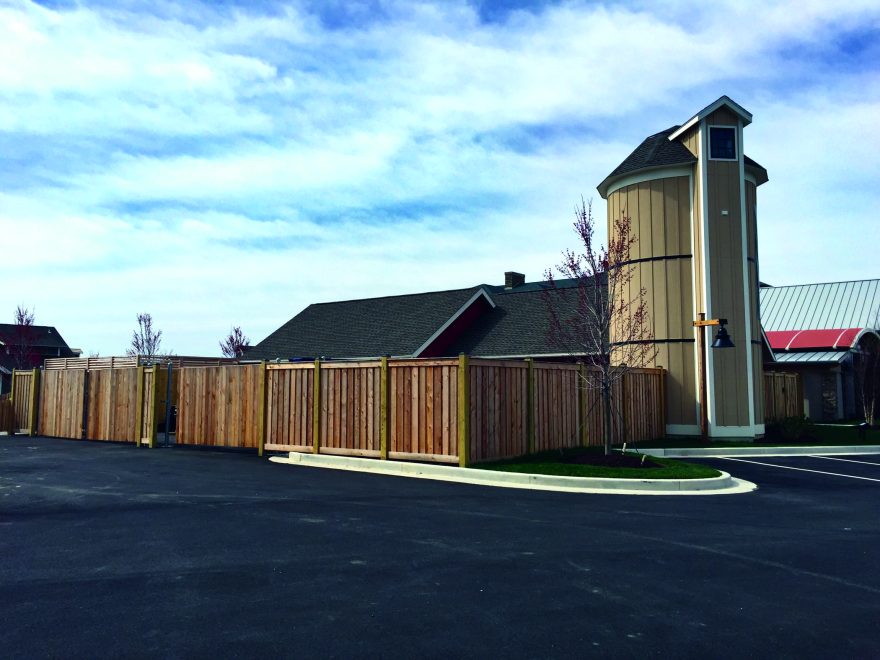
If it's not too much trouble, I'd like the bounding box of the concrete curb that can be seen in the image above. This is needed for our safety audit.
[642,445,880,459]
[268,452,757,496]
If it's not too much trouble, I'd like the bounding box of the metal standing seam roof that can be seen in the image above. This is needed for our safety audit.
[771,351,848,364]
[760,279,880,331]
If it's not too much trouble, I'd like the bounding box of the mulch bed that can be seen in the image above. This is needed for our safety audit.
[563,452,662,468]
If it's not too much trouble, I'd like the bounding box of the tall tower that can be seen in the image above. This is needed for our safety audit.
[597,96,768,439]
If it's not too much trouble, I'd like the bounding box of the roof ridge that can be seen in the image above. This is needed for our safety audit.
[309,285,481,307]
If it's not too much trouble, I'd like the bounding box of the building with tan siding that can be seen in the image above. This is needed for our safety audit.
[598,96,768,440]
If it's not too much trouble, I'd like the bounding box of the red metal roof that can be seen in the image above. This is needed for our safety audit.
[766,328,863,351]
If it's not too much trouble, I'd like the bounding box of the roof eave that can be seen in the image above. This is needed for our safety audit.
[597,162,694,199]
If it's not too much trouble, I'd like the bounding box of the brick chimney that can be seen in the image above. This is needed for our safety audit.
[504,271,525,289]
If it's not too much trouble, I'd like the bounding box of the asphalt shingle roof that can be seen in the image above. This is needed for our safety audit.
[248,276,598,361]
[605,126,696,181]
[247,287,485,360]
[0,324,73,351]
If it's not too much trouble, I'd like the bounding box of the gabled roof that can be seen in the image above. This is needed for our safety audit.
[247,277,590,361]
[760,279,880,331]
[668,95,753,141]
[247,286,493,360]
[597,127,696,198]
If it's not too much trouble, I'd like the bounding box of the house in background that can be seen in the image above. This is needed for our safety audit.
[0,324,80,394]
[761,279,880,420]
[246,271,586,363]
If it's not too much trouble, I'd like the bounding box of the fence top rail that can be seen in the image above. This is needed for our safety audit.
[468,358,529,369]
[44,356,139,370]
[266,362,316,371]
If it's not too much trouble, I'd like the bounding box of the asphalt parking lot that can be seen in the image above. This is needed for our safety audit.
[2,436,879,659]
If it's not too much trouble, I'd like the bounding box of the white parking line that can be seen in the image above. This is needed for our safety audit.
[718,457,880,483]
[811,455,880,467]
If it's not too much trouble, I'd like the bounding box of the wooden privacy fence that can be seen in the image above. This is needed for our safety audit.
[21,357,666,463]
[12,365,163,445]
[176,357,665,464]
[10,370,39,434]
[764,371,804,421]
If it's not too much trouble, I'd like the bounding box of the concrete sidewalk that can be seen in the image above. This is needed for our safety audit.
[269,452,757,496]
[640,444,880,458]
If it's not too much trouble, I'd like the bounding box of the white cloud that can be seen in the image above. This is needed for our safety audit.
[1,0,879,354]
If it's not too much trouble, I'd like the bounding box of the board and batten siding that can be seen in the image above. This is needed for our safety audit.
[704,107,752,429]
[606,174,698,428]
[745,180,765,424]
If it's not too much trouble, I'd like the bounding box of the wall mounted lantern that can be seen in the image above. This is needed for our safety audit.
[693,314,735,440]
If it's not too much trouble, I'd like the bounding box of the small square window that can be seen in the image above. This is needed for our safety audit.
[709,126,737,160]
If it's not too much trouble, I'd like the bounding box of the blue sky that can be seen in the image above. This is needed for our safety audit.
[2,0,879,356]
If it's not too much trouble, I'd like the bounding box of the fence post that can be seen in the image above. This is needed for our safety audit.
[578,362,587,446]
[9,368,14,403]
[312,359,321,454]
[149,365,160,448]
[28,368,40,436]
[134,365,145,447]
[257,361,267,457]
[380,356,389,460]
[457,353,470,467]
[526,358,535,455]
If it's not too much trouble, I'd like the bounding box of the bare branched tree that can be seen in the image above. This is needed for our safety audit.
[855,334,880,426]
[10,304,38,369]
[544,199,656,455]
[126,313,163,358]
[220,326,250,358]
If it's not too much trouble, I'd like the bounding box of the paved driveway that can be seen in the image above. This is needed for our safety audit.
[2,437,878,658]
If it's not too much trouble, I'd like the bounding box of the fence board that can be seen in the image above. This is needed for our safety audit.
[0,398,13,434]
[319,364,381,455]
[12,371,34,433]
[177,365,262,448]
[764,372,803,422]
[468,363,529,462]
[390,360,459,459]
[86,368,140,442]
[39,369,85,439]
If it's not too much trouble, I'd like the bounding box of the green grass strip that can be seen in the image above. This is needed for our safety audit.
[475,448,720,480]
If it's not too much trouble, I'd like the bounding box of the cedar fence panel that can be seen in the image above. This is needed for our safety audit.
[468,361,528,462]
[39,369,85,439]
[265,364,313,452]
[12,371,34,433]
[176,365,262,448]
[86,368,140,443]
[533,363,580,453]
[389,359,459,463]
[320,362,382,457]
[0,398,13,434]
[612,368,665,444]
[764,371,803,422]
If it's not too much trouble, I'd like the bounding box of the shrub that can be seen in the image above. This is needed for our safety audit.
[764,415,815,442]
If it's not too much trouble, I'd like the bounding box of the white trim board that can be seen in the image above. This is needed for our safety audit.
[710,425,762,438]
[666,424,702,436]
[603,166,694,198]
